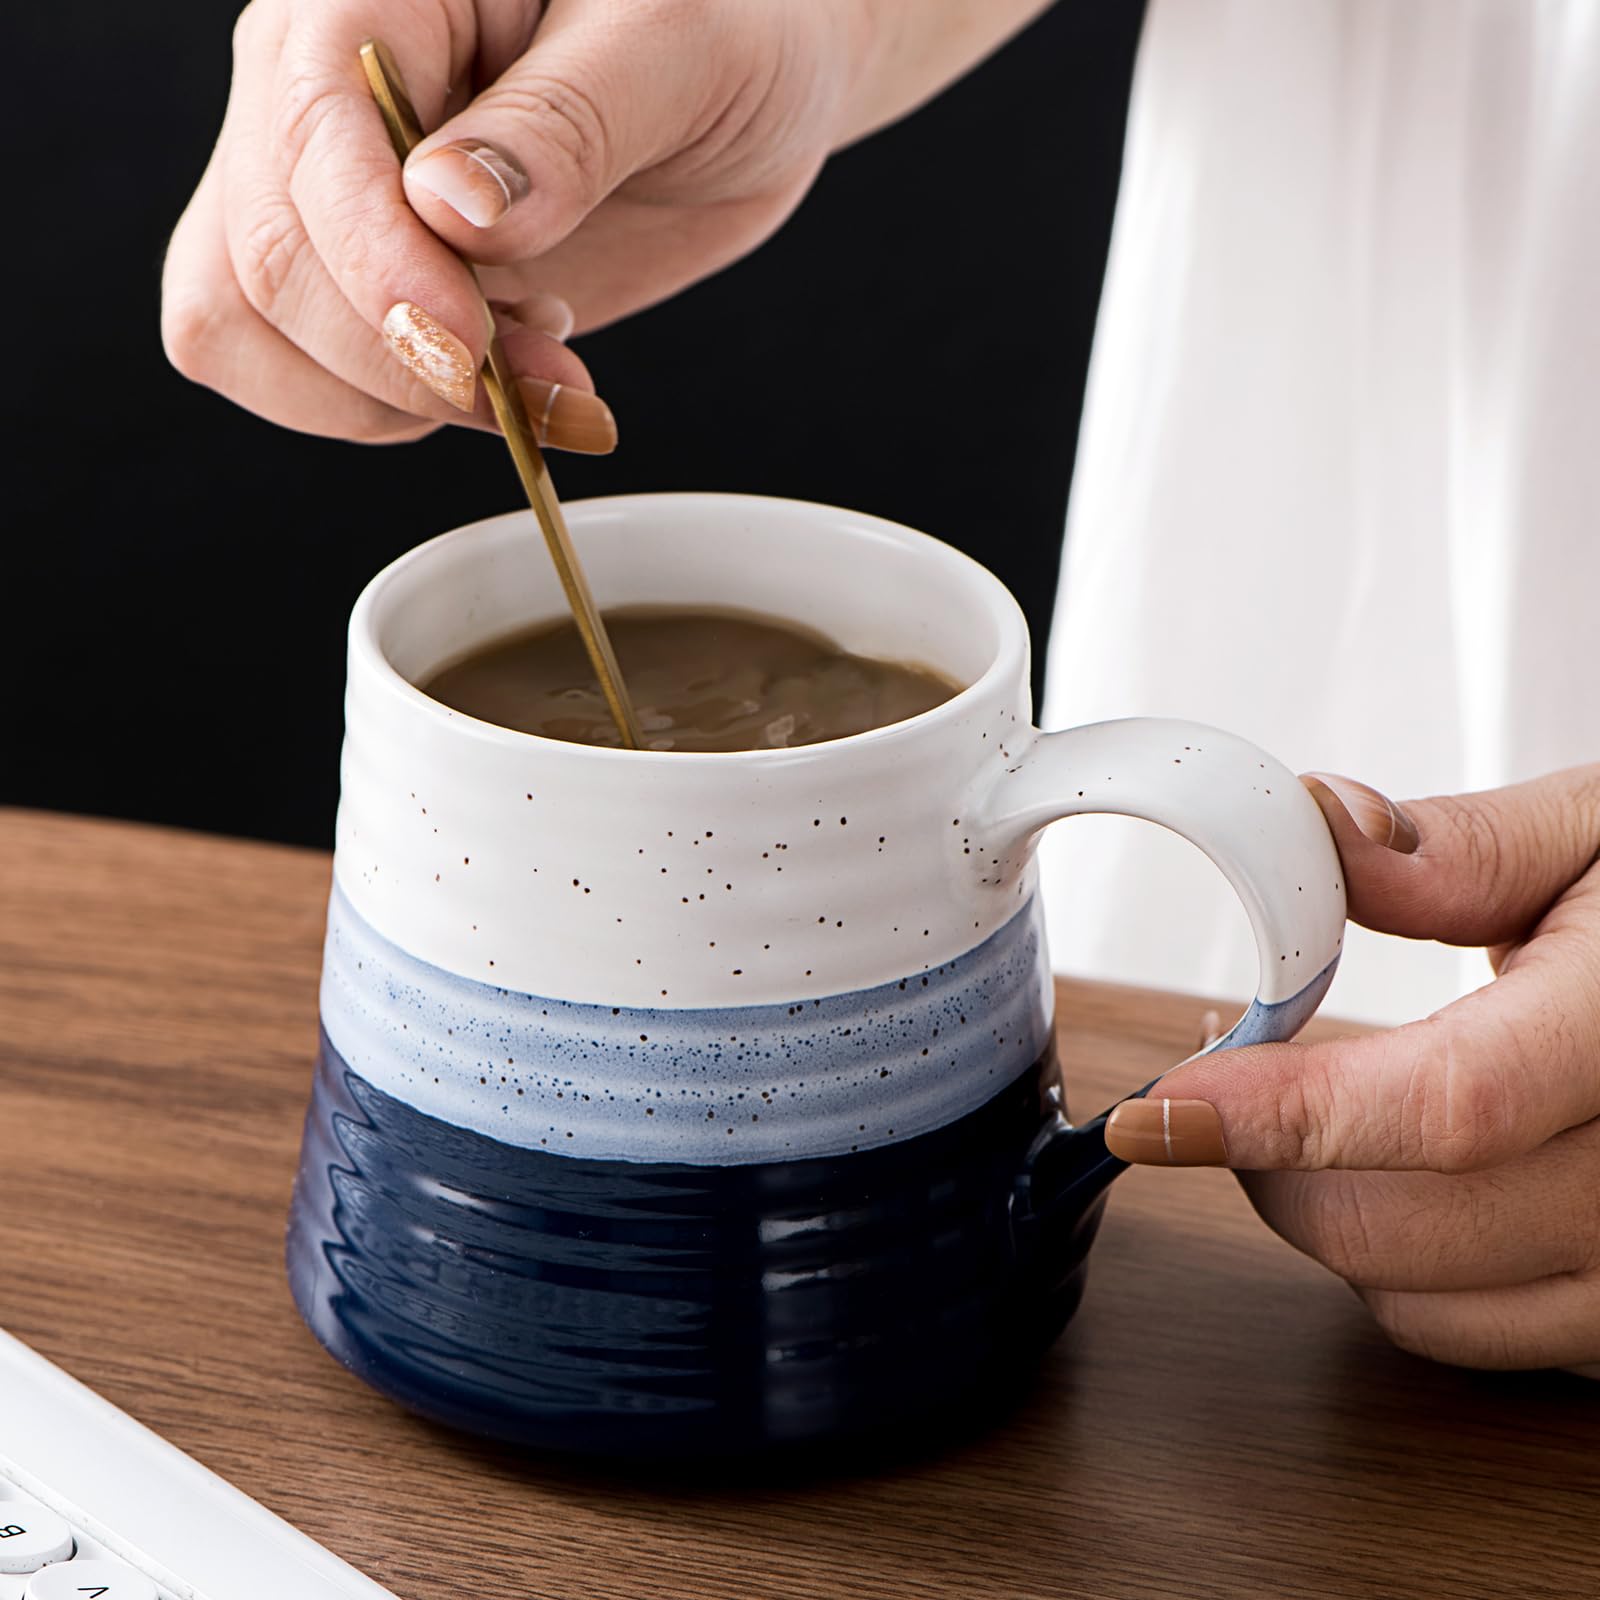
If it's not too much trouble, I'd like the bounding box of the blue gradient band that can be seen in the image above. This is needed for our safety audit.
[319,881,1052,1166]
[1219,956,1340,1049]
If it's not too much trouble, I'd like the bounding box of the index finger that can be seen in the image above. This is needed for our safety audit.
[266,11,495,402]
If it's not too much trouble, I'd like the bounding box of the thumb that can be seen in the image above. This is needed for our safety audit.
[1104,764,1600,1173]
[402,2,712,262]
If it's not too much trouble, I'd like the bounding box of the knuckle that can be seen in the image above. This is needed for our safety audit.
[1296,1176,1388,1283]
[1273,1045,1357,1168]
[1437,796,1511,888]
[160,287,232,385]
[1289,1172,1502,1291]
[233,200,311,319]
[501,71,614,199]
[1416,1027,1517,1173]
[271,69,343,162]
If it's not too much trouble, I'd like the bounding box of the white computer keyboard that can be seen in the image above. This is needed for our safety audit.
[0,1328,399,1600]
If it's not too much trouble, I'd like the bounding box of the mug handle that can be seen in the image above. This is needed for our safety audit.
[979,718,1348,1224]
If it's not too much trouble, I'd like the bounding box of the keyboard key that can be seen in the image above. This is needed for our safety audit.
[25,1558,159,1600]
[0,1503,73,1572]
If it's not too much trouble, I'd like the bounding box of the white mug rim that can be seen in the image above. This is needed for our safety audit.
[349,491,1032,766]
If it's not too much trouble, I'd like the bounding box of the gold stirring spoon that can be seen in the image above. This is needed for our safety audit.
[360,38,644,750]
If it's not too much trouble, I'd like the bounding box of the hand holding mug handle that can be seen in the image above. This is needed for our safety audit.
[981,718,1347,1217]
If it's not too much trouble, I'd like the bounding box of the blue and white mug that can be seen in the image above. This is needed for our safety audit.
[287,493,1346,1460]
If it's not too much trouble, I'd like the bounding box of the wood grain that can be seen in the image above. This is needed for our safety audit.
[1,808,1594,1599]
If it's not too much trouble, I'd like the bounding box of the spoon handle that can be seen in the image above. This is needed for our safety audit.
[360,38,644,751]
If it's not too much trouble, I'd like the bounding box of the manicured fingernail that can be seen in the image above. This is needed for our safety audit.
[1104,1098,1229,1166]
[1303,772,1420,854]
[407,140,529,228]
[1196,1009,1223,1050]
[381,301,476,412]
[516,378,617,454]
[496,292,575,342]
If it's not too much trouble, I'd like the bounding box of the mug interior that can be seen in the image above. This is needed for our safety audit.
[360,493,1024,727]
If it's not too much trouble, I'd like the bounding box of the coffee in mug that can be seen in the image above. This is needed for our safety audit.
[420,607,960,752]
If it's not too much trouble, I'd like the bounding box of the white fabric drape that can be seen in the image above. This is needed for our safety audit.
[1040,0,1600,1023]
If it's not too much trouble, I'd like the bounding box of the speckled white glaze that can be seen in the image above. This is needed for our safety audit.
[339,495,1040,1008]
[324,494,1346,1162]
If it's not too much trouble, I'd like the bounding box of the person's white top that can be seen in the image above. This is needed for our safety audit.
[1040,0,1600,1024]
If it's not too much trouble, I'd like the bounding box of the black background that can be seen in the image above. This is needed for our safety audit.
[8,2,1143,848]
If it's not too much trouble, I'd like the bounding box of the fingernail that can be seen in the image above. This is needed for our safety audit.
[516,378,617,454]
[495,292,575,342]
[407,140,529,228]
[381,301,476,412]
[1303,772,1420,854]
[1196,1009,1223,1050]
[1104,1098,1229,1166]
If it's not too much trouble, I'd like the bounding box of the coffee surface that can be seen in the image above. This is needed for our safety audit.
[420,607,959,752]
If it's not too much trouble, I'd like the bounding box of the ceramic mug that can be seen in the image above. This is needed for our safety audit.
[286,493,1346,1461]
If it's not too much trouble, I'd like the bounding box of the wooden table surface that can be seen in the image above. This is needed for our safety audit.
[1,808,1595,1599]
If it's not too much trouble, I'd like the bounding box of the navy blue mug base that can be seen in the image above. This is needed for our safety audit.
[287,1029,1101,1464]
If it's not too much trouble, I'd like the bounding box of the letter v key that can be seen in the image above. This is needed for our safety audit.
[21,1557,156,1599]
